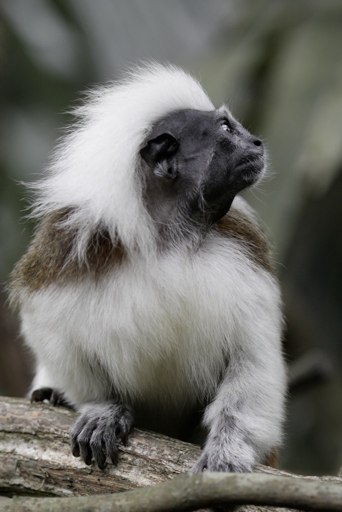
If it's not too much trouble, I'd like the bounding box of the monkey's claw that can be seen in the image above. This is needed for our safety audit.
[31,387,70,407]
[192,445,253,473]
[71,403,133,469]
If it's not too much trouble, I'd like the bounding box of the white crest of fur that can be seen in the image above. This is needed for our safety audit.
[31,63,214,257]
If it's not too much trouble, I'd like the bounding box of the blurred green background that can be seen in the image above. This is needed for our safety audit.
[0,0,341,476]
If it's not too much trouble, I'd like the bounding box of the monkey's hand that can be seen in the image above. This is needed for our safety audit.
[31,387,71,407]
[71,402,133,470]
[192,431,254,473]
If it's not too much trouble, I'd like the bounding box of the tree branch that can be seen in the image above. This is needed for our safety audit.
[0,397,341,512]
[3,472,342,512]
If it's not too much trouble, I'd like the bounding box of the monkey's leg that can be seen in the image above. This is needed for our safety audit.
[25,333,133,468]
[29,364,72,407]
[31,387,71,407]
[71,402,134,469]
[193,340,286,473]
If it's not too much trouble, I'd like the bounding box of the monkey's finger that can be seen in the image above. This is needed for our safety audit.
[121,430,129,447]
[71,414,89,457]
[51,390,66,406]
[71,438,80,457]
[89,429,106,470]
[103,428,119,466]
[114,421,127,444]
[114,408,134,445]
[192,453,208,473]
[108,444,119,466]
[73,418,97,464]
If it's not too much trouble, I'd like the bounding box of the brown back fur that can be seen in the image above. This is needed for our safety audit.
[215,207,273,272]
[10,209,124,306]
[10,205,272,306]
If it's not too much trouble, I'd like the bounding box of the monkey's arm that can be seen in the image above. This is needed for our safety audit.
[194,312,286,473]
[70,402,133,469]
[30,362,134,469]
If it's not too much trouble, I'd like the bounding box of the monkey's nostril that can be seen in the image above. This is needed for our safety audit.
[253,139,262,147]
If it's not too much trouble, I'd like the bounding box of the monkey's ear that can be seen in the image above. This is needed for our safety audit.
[140,133,179,166]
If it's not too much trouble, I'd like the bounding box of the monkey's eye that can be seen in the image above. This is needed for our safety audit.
[221,119,233,133]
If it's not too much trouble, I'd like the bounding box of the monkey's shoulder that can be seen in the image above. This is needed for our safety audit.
[9,209,124,303]
[214,203,273,273]
[10,200,273,304]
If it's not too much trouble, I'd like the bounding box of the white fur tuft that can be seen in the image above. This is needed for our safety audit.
[31,63,214,257]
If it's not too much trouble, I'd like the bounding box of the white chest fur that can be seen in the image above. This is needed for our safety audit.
[21,234,280,408]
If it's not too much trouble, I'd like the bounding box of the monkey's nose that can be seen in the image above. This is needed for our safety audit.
[252,138,263,148]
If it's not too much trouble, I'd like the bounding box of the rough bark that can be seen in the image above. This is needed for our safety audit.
[0,397,341,511]
[2,473,342,512]
[0,397,198,496]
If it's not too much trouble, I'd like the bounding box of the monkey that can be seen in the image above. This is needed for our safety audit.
[10,63,286,473]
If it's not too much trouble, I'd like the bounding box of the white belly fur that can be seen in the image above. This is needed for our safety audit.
[20,233,281,409]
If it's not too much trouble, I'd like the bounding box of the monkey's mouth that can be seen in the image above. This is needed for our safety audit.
[235,154,264,170]
[234,155,265,184]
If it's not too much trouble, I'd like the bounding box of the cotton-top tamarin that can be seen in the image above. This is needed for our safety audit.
[10,64,286,472]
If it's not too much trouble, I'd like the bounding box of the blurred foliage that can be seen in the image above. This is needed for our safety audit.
[0,0,341,475]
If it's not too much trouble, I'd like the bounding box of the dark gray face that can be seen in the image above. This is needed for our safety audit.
[140,108,264,228]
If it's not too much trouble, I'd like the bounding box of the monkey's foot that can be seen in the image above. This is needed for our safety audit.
[192,442,253,473]
[31,387,71,407]
[71,403,133,470]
